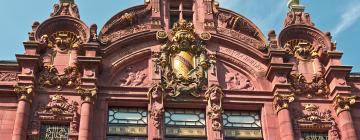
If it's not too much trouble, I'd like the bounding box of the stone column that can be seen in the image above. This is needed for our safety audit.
[77,87,97,140]
[273,93,295,140]
[205,85,224,140]
[12,85,34,140]
[148,84,165,140]
[333,95,357,140]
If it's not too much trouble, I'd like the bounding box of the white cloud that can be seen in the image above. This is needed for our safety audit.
[332,2,360,36]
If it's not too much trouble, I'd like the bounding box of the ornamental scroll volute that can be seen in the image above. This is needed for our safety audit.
[29,95,79,140]
[153,19,213,97]
[38,31,82,90]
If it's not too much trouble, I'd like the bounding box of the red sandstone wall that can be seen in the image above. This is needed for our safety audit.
[0,97,18,139]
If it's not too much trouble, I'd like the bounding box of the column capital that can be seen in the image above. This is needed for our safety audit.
[333,95,356,115]
[13,84,34,103]
[273,93,295,113]
[76,86,97,104]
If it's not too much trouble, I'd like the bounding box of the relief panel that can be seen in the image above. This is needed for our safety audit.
[112,59,150,87]
[218,62,254,91]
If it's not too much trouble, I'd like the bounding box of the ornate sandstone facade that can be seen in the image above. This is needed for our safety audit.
[0,0,359,140]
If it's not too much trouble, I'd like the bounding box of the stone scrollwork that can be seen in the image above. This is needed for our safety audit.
[13,84,34,103]
[284,39,320,61]
[288,73,329,98]
[333,95,356,115]
[273,93,295,113]
[154,19,213,97]
[40,31,83,52]
[205,84,224,131]
[148,84,164,128]
[39,65,81,90]
[76,87,97,103]
[38,31,83,90]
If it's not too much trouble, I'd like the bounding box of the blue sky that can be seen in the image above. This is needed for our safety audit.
[0,0,359,72]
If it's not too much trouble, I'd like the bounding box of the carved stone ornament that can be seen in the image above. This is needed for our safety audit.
[284,39,320,61]
[0,72,18,81]
[13,84,34,103]
[288,73,329,98]
[148,84,164,128]
[29,95,79,139]
[205,84,224,131]
[293,104,340,140]
[38,31,82,90]
[333,95,356,115]
[117,64,149,87]
[51,0,80,18]
[273,93,295,113]
[99,6,151,44]
[37,95,79,121]
[76,87,97,103]
[40,31,83,51]
[225,72,254,90]
[39,65,81,90]
[153,20,213,97]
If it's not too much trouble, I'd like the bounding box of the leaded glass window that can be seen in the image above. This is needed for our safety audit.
[165,109,206,139]
[223,111,262,139]
[107,107,147,140]
[301,132,328,140]
[40,124,69,140]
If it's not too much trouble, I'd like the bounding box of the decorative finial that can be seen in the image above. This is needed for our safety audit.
[287,0,304,12]
[60,0,74,3]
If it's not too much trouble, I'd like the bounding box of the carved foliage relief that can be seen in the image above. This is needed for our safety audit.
[0,72,18,81]
[113,60,150,87]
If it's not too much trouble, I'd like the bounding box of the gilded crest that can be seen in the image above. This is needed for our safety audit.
[154,20,212,97]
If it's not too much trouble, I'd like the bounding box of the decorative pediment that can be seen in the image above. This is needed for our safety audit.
[293,104,340,139]
[36,95,79,121]
[29,95,79,139]
[51,0,80,18]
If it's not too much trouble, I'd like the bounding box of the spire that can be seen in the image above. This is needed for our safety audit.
[50,0,80,18]
[287,0,304,12]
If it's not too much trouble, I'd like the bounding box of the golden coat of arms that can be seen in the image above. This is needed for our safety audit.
[154,20,212,97]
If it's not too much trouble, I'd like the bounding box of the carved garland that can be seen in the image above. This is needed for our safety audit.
[29,95,79,140]
[205,84,224,131]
